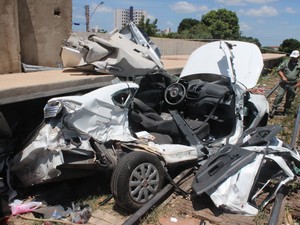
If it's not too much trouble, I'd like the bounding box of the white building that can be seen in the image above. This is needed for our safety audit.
[114,6,147,30]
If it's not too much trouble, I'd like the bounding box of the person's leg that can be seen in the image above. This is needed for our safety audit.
[272,85,286,108]
[270,85,286,118]
[283,86,296,114]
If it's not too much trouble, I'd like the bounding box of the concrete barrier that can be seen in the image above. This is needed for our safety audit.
[151,37,206,56]
[0,0,72,74]
[262,54,285,72]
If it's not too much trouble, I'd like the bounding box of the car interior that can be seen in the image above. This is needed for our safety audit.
[128,73,236,146]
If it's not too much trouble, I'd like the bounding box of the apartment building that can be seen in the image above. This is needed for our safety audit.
[114,6,147,30]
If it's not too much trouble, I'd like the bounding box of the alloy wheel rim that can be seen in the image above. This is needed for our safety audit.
[129,162,160,203]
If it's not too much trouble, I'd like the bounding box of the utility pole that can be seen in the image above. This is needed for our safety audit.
[85,2,104,33]
[85,5,90,32]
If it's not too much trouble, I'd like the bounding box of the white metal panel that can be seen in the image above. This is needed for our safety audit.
[180,41,263,89]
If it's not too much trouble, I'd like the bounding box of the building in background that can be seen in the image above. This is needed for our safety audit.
[114,6,147,30]
[161,28,171,35]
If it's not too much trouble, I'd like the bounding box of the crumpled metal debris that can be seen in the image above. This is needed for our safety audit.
[70,202,91,224]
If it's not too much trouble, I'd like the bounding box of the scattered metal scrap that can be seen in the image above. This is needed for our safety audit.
[267,105,300,225]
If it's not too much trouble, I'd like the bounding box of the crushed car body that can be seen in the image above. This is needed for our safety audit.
[60,21,164,76]
[4,22,300,217]
[192,125,300,215]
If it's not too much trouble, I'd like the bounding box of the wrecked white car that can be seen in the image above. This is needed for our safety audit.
[6,23,300,216]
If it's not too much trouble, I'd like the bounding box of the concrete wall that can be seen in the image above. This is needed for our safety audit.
[18,0,72,67]
[77,32,206,56]
[0,0,21,74]
[151,37,206,56]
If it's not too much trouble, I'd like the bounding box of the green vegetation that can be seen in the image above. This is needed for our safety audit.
[178,22,212,39]
[239,36,261,48]
[177,18,200,34]
[260,66,300,146]
[137,15,158,37]
[279,38,300,55]
[168,9,240,41]
[138,8,300,53]
[201,9,240,40]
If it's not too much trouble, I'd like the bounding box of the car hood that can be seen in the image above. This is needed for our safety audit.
[180,41,263,89]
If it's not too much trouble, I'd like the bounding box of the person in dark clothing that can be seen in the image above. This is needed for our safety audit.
[269,50,300,118]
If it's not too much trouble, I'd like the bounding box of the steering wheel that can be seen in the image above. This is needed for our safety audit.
[164,83,187,105]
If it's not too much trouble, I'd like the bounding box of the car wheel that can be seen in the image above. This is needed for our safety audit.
[111,151,165,212]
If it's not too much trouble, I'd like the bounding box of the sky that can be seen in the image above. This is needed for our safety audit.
[72,0,300,47]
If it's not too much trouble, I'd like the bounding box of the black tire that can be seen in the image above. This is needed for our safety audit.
[111,151,165,212]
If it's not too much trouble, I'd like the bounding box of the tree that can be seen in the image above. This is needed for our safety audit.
[239,36,261,48]
[201,9,240,40]
[177,18,200,34]
[179,23,212,39]
[279,38,300,54]
[137,15,158,37]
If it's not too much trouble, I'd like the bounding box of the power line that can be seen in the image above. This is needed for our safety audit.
[85,2,104,32]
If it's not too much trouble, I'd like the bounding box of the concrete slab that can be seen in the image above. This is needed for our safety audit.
[262,53,286,60]
[0,69,114,105]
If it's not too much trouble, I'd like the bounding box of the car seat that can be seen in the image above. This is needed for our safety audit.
[129,98,210,144]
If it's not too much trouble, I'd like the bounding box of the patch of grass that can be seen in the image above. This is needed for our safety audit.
[140,204,173,225]
[80,194,115,212]
[254,210,268,225]
[140,207,161,225]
